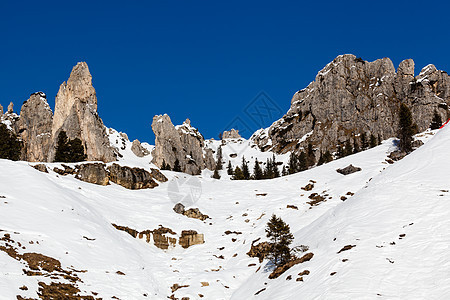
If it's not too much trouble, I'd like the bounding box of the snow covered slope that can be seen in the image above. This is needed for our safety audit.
[0,127,447,299]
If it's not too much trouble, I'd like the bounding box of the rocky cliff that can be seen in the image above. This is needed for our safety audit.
[253,54,450,155]
[48,62,117,162]
[151,115,215,175]
[1,62,118,163]
[17,92,53,162]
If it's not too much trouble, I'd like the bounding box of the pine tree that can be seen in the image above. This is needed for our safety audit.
[54,131,86,163]
[212,168,221,179]
[263,157,273,179]
[306,143,315,167]
[288,152,298,174]
[232,166,244,180]
[266,214,294,266]
[0,123,22,161]
[353,138,360,154]
[398,103,417,153]
[173,159,182,172]
[241,156,250,180]
[227,161,234,175]
[360,132,368,150]
[272,154,280,178]
[377,134,382,145]
[281,165,288,176]
[298,151,307,171]
[323,150,333,163]
[161,159,171,170]
[369,134,377,148]
[336,144,343,159]
[344,139,352,156]
[216,146,223,170]
[430,110,442,130]
[253,158,263,180]
[317,152,324,166]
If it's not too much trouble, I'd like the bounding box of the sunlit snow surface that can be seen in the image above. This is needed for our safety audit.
[0,127,448,299]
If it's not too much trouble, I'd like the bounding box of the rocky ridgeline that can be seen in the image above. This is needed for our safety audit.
[34,163,167,190]
[2,62,117,163]
[252,54,450,155]
[151,115,215,175]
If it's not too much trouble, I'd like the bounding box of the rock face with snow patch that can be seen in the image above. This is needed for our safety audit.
[222,129,241,139]
[258,54,450,155]
[48,62,117,162]
[151,115,215,175]
[131,139,150,157]
[107,163,158,189]
[17,92,53,162]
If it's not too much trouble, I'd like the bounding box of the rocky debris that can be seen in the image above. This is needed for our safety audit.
[255,54,450,157]
[151,114,215,175]
[150,168,168,182]
[49,62,117,163]
[337,245,356,253]
[16,92,53,162]
[53,164,76,176]
[171,284,189,293]
[388,150,407,161]
[173,203,186,214]
[76,163,109,186]
[179,230,204,248]
[307,193,326,206]
[269,252,314,279]
[113,224,203,250]
[287,205,298,210]
[302,183,314,191]
[50,162,163,189]
[131,139,150,157]
[247,241,271,263]
[107,163,158,189]
[183,208,209,221]
[0,232,95,299]
[336,164,362,175]
[224,230,242,235]
[222,129,241,139]
[31,164,48,173]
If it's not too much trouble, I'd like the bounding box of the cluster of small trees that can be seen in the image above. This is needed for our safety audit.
[161,159,182,172]
[0,123,22,161]
[54,131,86,163]
[229,155,282,180]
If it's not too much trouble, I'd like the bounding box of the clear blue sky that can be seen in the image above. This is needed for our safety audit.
[1,1,449,143]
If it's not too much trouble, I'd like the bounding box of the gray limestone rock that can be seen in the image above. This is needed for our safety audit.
[260,55,450,156]
[17,92,53,162]
[131,139,150,157]
[151,114,215,175]
[49,62,117,163]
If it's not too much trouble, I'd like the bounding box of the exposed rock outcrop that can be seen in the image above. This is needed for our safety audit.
[150,168,168,182]
[76,163,109,185]
[17,92,53,162]
[255,55,450,156]
[131,139,150,157]
[107,163,158,189]
[179,230,204,248]
[222,129,241,139]
[336,164,362,175]
[113,224,203,250]
[0,104,3,115]
[48,62,117,162]
[151,115,215,175]
[7,102,13,113]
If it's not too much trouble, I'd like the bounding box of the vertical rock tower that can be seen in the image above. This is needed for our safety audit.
[48,62,117,162]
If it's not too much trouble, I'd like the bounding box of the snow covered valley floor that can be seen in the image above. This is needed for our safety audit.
[1,127,449,299]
